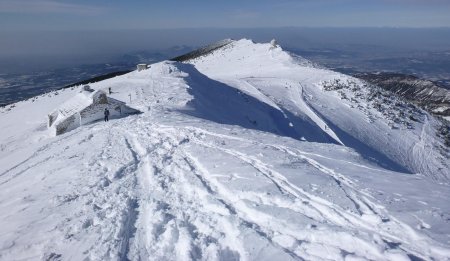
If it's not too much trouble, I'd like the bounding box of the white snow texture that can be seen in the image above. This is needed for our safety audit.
[0,39,449,261]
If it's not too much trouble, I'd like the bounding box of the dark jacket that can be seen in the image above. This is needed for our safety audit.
[104,109,110,116]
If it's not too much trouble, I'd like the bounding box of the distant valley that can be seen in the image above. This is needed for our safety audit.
[0,46,193,106]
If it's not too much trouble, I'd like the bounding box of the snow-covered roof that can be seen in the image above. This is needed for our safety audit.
[49,90,125,118]
[51,90,95,118]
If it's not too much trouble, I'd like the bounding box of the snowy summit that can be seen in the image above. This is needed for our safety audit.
[0,39,449,260]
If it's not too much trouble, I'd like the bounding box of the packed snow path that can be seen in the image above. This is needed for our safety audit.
[0,39,449,260]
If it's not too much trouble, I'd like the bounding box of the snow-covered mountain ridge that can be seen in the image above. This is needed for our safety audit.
[187,39,449,180]
[0,39,449,260]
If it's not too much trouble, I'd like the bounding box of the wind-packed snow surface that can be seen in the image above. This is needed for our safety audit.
[0,39,449,260]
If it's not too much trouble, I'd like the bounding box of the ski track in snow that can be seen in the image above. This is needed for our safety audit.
[87,118,447,260]
[4,115,440,260]
[1,105,449,261]
[189,137,445,260]
[135,120,449,260]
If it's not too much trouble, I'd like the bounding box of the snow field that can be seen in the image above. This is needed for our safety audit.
[0,39,449,260]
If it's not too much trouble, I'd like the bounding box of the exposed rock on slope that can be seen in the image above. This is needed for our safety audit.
[355,72,450,117]
[171,39,234,62]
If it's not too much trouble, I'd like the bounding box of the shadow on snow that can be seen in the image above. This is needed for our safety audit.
[176,63,337,144]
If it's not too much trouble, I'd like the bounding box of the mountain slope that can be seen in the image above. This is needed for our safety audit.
[187,39,449,181]
[0,40,449,260]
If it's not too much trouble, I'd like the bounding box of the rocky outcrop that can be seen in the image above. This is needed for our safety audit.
[171,39,234,62]
[354,72,450,117]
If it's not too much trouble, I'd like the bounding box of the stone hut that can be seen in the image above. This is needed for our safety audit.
[137,64,147,72]
[48,87,139,135]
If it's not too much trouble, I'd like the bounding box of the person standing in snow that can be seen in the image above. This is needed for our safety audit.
[104,108,110,122]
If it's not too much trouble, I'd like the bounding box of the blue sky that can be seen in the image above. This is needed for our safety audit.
[0,0,450,31]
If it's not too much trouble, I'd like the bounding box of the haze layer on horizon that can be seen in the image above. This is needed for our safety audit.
[1,0,449,74]
[1,27,450,74]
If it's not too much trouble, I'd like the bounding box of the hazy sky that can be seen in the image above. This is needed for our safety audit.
[1,0,450,31]
[1,1,450,74]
